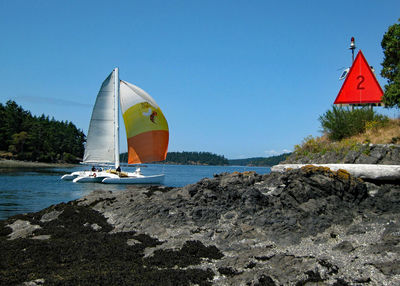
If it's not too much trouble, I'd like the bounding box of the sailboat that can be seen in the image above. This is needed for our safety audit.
[61,68,169,184]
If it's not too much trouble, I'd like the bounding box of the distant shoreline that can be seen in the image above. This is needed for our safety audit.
[0,159,77,168]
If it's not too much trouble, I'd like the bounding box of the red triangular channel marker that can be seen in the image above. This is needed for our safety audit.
[334,50,383,104]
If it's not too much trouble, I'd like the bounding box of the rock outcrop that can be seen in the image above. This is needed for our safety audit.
[1,168,400,285]
[272,163,400,181]
[284,144,400,165]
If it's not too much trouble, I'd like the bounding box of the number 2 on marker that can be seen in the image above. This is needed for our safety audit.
[357,75,365,90]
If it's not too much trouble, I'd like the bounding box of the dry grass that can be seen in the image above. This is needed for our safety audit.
[348,118,400,144]
[293,118,400,158]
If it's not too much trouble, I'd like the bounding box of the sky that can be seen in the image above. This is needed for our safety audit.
[0,0,399,159]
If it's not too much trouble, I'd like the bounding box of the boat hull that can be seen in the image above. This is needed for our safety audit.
[101,174,164,184]
[72,171,116,183]
[61,174,77,181]
[61,171,93,181]
[73,176,107,183]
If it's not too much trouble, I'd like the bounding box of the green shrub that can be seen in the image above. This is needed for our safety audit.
[319,106,388,141]
[294,135,326,155]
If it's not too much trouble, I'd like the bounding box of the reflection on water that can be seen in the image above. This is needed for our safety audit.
[0,164,270,220]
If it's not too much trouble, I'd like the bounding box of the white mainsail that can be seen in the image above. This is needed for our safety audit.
[83,70,118,165]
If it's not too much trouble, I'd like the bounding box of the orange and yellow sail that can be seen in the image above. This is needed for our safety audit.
[119,80,169,164]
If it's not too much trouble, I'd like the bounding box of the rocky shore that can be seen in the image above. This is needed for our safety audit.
[283,144,400,165]
[1,166,400,285]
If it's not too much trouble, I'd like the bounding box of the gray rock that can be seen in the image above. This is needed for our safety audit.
[73,169,400,284]
[7,220,41,240]
[343,150,359,163]
[382,145,400,164]
[333,241,355,253]
[355,153,379,164]
[31,235,51,240]
[284,144,400,165]
[84,222,102,231]
[272,164,400,181]
[40,210,63,222]
[22,278,45,286]
[3,169,400,285]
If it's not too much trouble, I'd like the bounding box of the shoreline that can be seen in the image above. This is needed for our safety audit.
[0,159,77,169]
[1,168,399,285]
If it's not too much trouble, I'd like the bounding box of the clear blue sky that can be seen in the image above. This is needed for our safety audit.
[0,0,399,159]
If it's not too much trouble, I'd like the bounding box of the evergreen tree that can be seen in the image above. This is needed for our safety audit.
[228,153,291,166]
[381,19,400,108]
[0,100,85,163]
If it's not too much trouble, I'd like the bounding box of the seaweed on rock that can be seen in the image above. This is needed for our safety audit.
[0,202,219,286]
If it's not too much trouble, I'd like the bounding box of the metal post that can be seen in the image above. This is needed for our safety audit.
[349,37,356,112]
[350,37,356,64]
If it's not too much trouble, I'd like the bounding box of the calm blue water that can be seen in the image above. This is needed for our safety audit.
[0,164,270,220]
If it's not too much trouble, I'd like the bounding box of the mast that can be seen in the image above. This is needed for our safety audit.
[114,67,120,169]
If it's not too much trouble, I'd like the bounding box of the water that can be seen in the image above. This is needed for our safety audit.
[0,164,270,220]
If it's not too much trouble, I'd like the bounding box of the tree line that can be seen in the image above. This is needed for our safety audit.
[228,153,291,166]
[121,151,229,165]
[0,100,85,163]
[165,151,229,165]
[120,151,290,166]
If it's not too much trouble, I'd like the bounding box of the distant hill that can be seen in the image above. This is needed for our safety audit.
[120,151,229,165]
[120,151,291,166]
[166,151,229,165]
[228,153,291,166]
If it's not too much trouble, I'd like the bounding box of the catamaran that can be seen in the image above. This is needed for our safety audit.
[61,68,169,184]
